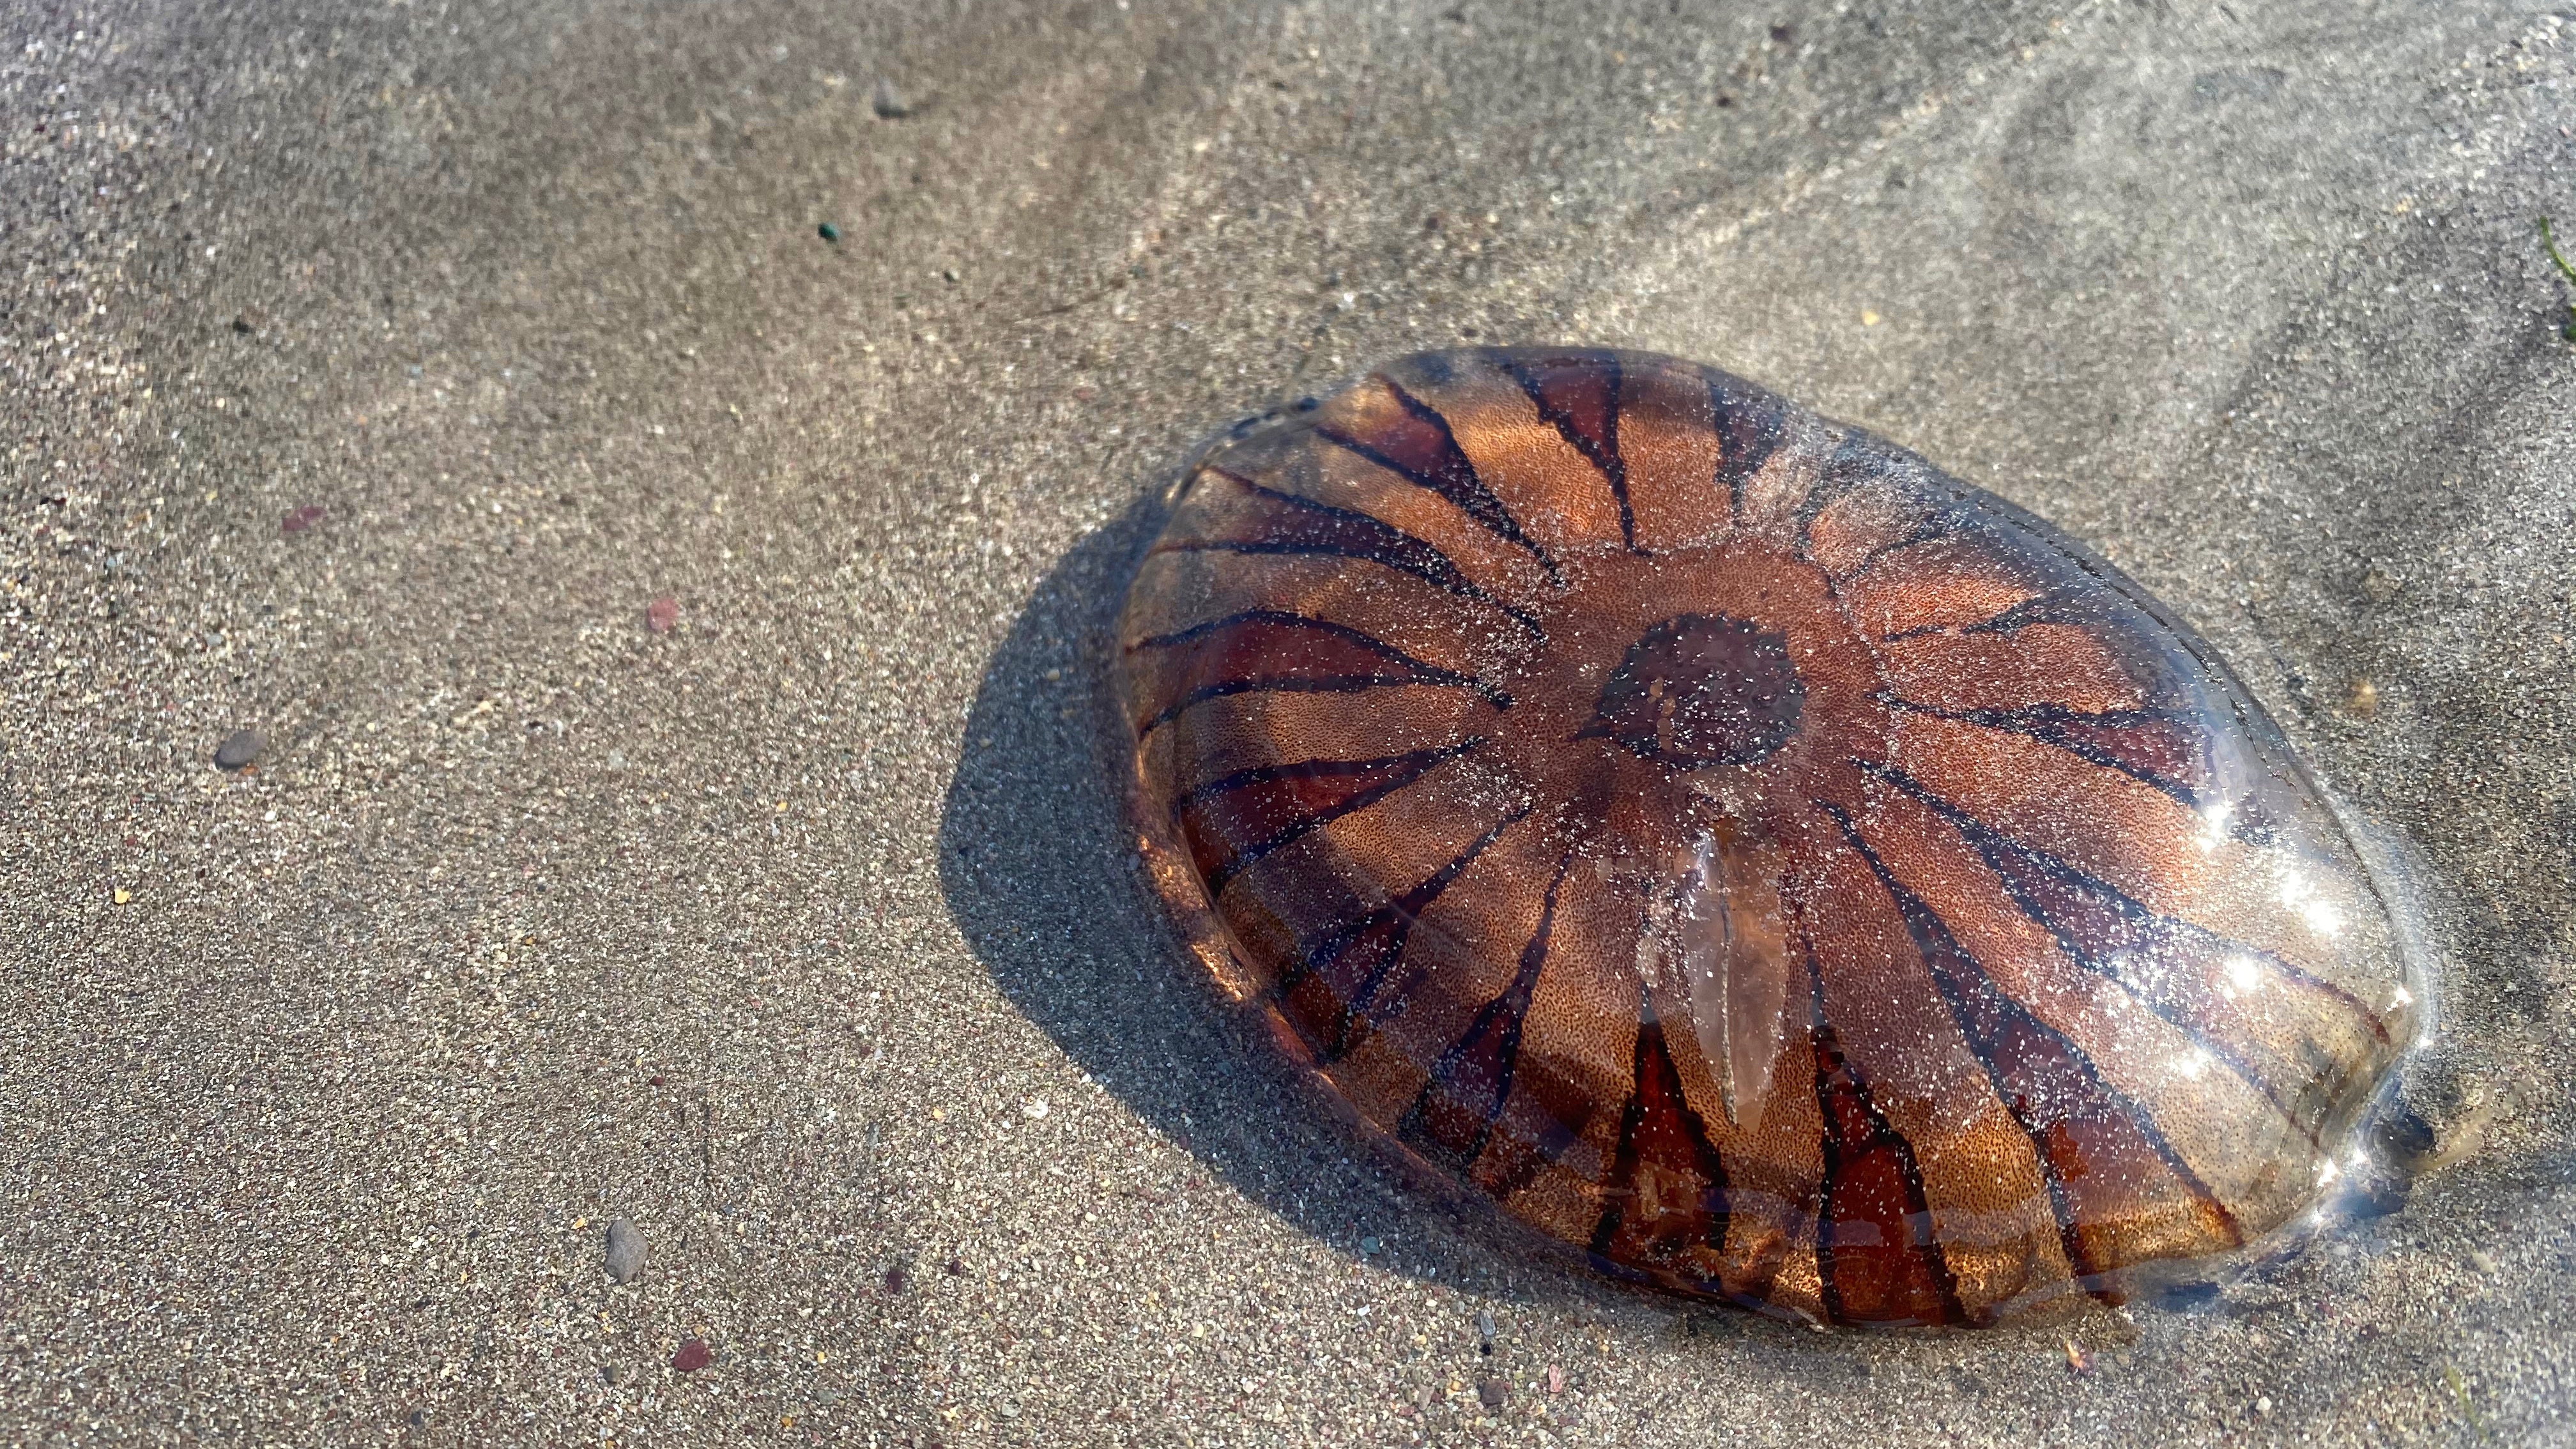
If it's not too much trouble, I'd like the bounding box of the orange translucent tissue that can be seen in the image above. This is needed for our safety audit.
[1114,349,2419,1326]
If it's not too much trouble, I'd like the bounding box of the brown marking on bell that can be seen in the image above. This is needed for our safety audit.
[1112,348,2423,1325]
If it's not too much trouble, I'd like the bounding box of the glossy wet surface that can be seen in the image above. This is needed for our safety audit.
[1118,349,2418,1324]
[7,0,2574,1442]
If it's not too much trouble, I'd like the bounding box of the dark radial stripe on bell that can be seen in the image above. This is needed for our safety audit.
[1398,845,1578,1172]
[1850,760,2313,1140]
[1499,350,1636,551]
[1587,995,1732,1271]
[1805,948,1965,1326]
[1128,608,1510,733]
[1317,376,1561,579]
[1280,802,1535,1062]
[1955,585,2112,637]
[1860,760,2393,1056]
[1703,369,1788,518]
[1830,513,1960,586]
[1875,693,2211,808]
[1816,801,2244,1284]
[1136,673,1466,739]
[1174,740,1483,893]
[1156,466,1543,637]
[1793,434,1889,556]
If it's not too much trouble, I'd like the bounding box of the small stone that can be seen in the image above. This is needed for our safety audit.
[1360,1236,1383,1255]
[871,79,912,118]
[601,1363,622,1385]
[2342,676,2379,719]
[1860,309,1882,326]
[672,1338,712,1372]
[1769,22,1796,43]
[2368,1103,2439,1167]
[1477,1377,1506,1410]
[2469,1249,2498,1274]
[645,595,680,633]
[1545,1363,1565,1394]
[1474,1310,1496,1340]
[1022,1097,1050,1119]
[884,1264,910,1294]
[213,730,266,770]
[818,222,841,243]
[604,1216,647,1283]
[281,503,325,535]
[233,309,264,334]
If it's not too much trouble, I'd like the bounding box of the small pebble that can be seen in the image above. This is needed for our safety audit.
[818,222,841,243]
[2470,1249,2498,1274]
[1475,1310,1496,1341]
[213,730,266,771]
[645,595,680,634]
[281,503,325,535]
[601,1363,622,1385]
[871,78,912,118]
[884,1264,910,1294]
[1477,1377,1506,1410]
[672,1338,712,1372]
[1545,1363,1565,1394]
[1360,1236,1382,1255]
[232,309,264,334]
[604,1216,647,1284]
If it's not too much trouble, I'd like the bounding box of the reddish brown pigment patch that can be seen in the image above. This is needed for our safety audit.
[1114,348,2417,1326]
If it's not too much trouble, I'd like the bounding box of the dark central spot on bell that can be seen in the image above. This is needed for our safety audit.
[1581,613,1804,767]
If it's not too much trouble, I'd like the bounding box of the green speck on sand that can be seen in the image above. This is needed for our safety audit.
[818,222,841,243]
[2541,217,2576,341]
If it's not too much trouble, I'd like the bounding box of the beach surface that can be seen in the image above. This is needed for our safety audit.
[5,0,2575,1443]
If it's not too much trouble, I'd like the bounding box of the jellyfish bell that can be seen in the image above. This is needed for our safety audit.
[1114,347,2423,1326]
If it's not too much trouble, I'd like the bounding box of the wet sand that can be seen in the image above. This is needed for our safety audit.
[5,0,2574,1443]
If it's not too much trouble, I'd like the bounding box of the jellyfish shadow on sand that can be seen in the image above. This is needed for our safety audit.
[936,481,1662,1317]
[932,484,2425,1349]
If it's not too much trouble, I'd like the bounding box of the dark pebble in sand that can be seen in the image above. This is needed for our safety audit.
[213,730,266,770]
[1478,1377,1506,1409]
[871,79,912,118]
[605,1216,647,1284]
[672,1338,712,1372]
